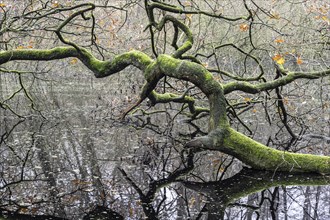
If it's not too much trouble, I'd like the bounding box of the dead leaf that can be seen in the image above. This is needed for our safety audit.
[239,24,249,32]
[272,54,285,65]
[274,38,284,43]
[69,58,78,65]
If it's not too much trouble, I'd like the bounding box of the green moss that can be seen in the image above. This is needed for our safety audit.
[157,54,182,73]
[223,128,330,174]
[152,92,194,103]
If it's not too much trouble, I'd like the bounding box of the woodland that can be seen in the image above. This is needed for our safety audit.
[0,0,329,219]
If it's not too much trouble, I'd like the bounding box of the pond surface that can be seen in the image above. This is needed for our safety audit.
[1,74,329,220]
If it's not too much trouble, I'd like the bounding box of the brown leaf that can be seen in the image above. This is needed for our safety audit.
[239,24,249,32]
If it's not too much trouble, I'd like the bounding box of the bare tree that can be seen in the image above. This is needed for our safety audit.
[0,0,329,219]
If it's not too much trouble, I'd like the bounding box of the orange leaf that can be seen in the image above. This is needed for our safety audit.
[296,57,303,65]
[239,24,249,32]
[16,45,25,49]
[272,54,282,61]
[252,109,257,113]
[272,54,285,64]
[274,38,284,43]
[0,3,6,7]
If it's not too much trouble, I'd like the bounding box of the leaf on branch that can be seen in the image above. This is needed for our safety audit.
[270,12,280,20]
[213,75,221,81]
[239,24,249,32]
[0,3,6,7]
[31,207,39,215]
[276,57,285,65]
[16,45,25,50]
[296,56,303,65]
[274,38,284,43]
[318,6,328,14]
[202,63,208,68]
[321,16,329,24]
[129,207,134,217]
[185,14,193,23]
[244,97,252,102]
[283,97,289,105]
[183,1,192,7]
[69,58,78,65]
[252,109,257,113]
[19,207,29,214]
[52,1,60,8]
[272,54,285,65]
[189,197,196,208]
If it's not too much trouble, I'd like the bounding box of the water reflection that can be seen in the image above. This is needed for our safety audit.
[183,168,330,220]
[1,90,329,219]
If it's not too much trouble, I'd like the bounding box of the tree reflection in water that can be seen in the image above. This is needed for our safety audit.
[182,168,330,219]
[1,117,330,219]
[118,148,330,220]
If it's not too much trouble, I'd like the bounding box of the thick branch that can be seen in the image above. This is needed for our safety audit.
[222,128,330,174]
[223,69,330,94]
[186,127,330,174]
[156,54,228,130]
[0,48,153,77]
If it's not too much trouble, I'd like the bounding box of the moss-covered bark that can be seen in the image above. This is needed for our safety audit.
[223,69,330,94]
[223,128,330,173]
